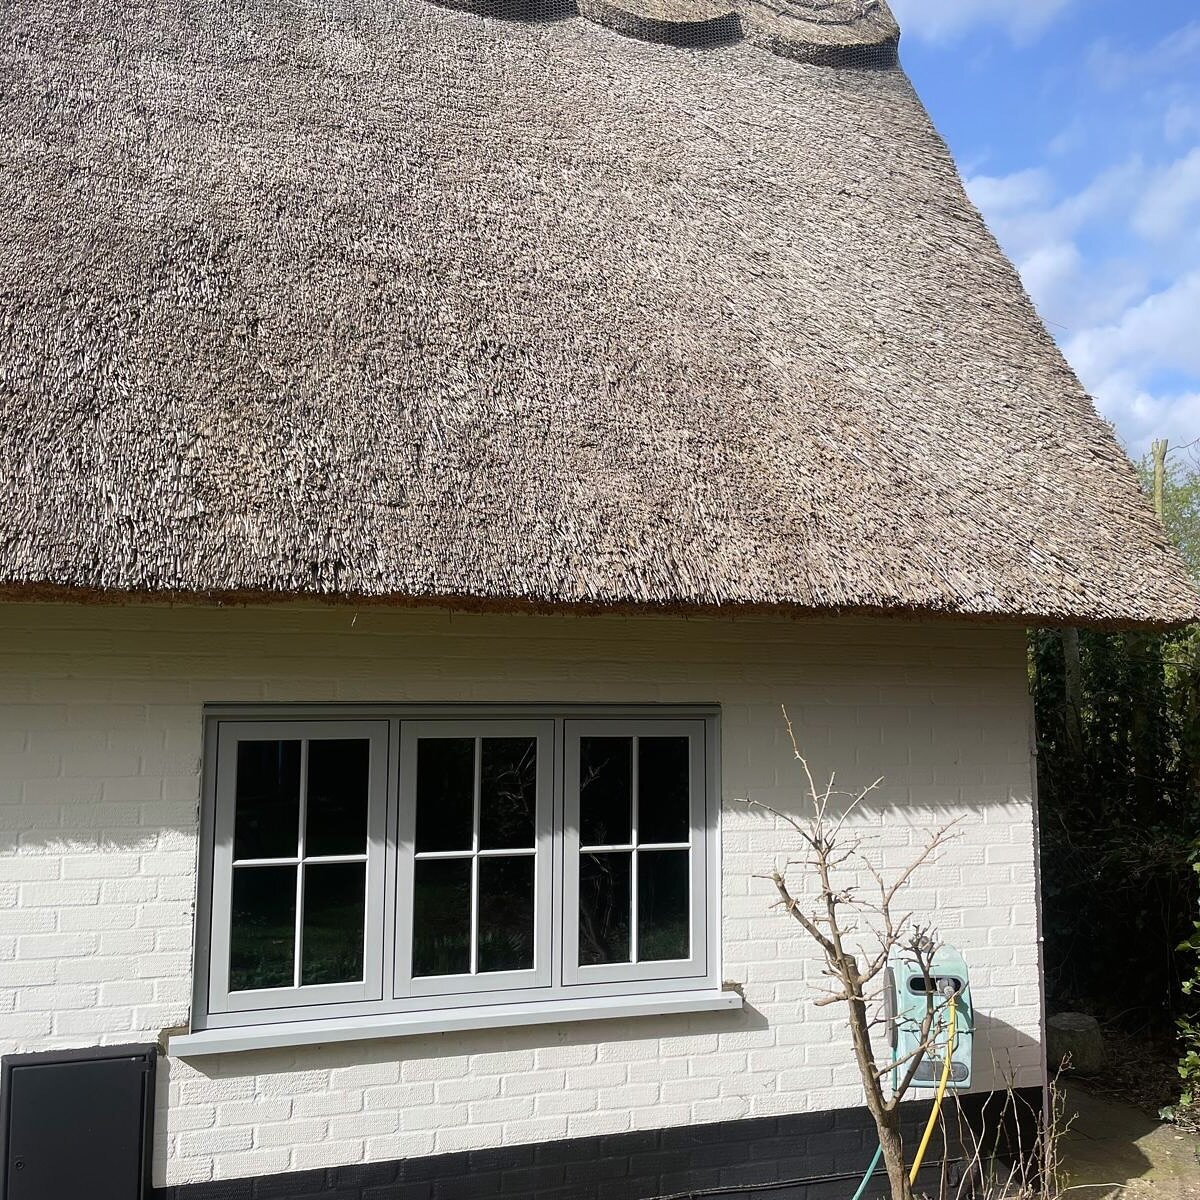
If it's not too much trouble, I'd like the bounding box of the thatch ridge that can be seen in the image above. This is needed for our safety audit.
[0,0,1196,628]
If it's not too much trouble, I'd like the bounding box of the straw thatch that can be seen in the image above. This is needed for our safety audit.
[0,0,1196,627]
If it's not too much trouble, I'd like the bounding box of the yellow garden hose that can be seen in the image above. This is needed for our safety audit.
[908,994,957,1187]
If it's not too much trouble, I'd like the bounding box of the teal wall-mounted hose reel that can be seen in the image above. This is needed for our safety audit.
[887,944,974,1091]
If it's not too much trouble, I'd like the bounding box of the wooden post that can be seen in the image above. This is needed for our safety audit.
[1152,438,1168,522]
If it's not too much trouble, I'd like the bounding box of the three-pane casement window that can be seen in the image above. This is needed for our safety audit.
[197,710,718,1031]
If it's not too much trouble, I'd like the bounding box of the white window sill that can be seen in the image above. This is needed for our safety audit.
[169,989,744,1057]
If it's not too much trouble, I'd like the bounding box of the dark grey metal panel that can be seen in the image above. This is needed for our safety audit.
[1,1044,156,1200]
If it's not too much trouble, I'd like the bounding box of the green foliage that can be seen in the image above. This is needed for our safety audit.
[1031,450,1200,1043]
[1140,454,1200,582]
[1178,830,1200,1114]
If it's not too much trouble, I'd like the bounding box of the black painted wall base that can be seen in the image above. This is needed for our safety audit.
[154,1087,1043,1200]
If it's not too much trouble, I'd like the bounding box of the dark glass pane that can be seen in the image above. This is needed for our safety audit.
[638,737,691,845]
[233,740,300,860]
[638,850,690,962]
[301,863,366,986]
[413,859,472,977]
[415,738,475,852]
[230,865,296,991]
[478,855,535,973]
[579,738,631,847]
[578,852,631,966]
[306,739,370,857]
[480,738,537,850]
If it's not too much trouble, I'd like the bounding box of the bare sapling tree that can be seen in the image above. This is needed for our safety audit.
[741,708,961,1200]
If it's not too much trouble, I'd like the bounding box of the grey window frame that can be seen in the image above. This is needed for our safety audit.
[395,720,555,999]
[206,719,390,1017]
[193,705,721,1036]
[563,719,709,987]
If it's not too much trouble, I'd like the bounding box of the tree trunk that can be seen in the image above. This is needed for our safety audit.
[877,1112,912,1200]
[839,955,913,1199]
[1061,626,1084,781]
[1125,631,1155,813]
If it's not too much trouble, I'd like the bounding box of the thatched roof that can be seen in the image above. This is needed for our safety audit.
[1,0,1196,628]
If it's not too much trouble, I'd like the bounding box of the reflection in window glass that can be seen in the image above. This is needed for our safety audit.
[480,738,537,850]
[579,852,631,965]
[306,739,370,857]
[638,850,690,961]
[301,862,366,985]
[478,856,535,973]
[230,865,296,991]
[415,739,475,852]
[413,858,472,977]
[233,741,300,860]
[638,738,690,845]
[579,738,631,846]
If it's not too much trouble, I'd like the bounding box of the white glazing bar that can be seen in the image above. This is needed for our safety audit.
[470,736,481,976]
[476,847,537,858]
[293,740,309,990]
[413,849,476,861]
[236,853,368,867]
[578,841,690,853]
[630,735,639,965]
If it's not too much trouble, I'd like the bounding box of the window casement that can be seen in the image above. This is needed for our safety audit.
[192,707,722,1042]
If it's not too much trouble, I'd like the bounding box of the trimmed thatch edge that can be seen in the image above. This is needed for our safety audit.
[1,580,1196,632]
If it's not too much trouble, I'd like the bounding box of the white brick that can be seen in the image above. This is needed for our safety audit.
[254,1119,328,1148]
[293,1140,365,1170]
[214,1099,294,1128]
[213,1149,291,1179]
[178,1129,254,1157]
[434,1075,500,1103]
[0,858,60,881]
[329,1111,398,1139]
[292,1090,367,1118]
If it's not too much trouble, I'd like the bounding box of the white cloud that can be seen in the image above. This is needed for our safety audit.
[967,160,1142,260]
[1015,240,1082,321]
[890,0,1074,44]
[1065,272,1200,455]
[1089,376,1200,458]
[1066,271,1200,385]
[1165,101,1200,144]
[1133,146,1200,240]
[1087,21,1200,90]
[965,168,1052,214]
[1047,119,1087,158]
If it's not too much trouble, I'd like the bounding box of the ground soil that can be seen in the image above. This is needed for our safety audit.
[1059,1083,1200,1199]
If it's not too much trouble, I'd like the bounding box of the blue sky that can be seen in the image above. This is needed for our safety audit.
[892,0,1200,460]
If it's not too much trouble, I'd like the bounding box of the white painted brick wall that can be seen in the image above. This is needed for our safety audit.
[0,603,1044,1187]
